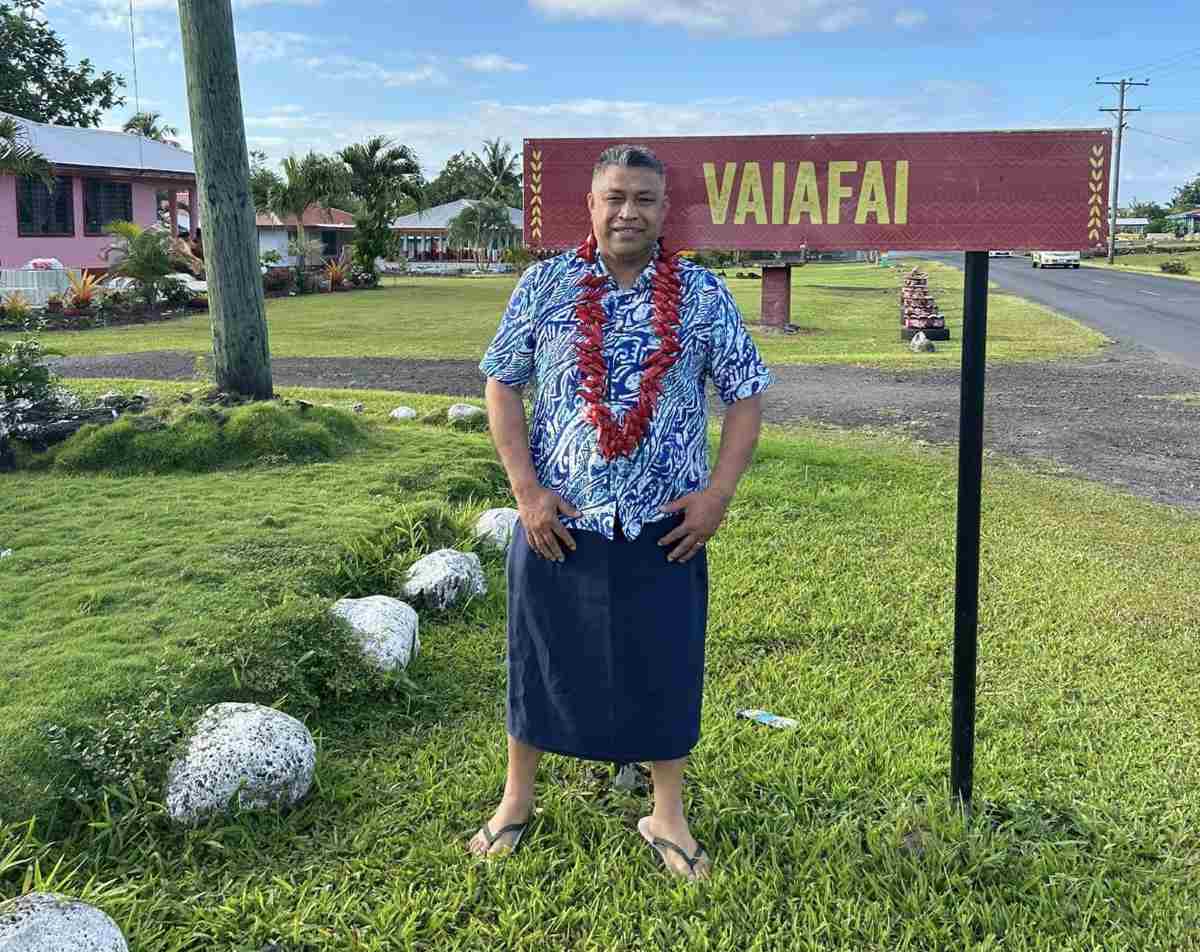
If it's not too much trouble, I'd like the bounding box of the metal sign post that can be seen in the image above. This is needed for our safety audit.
[950,251,989,811]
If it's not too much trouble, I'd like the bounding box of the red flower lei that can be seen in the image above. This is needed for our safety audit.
[574,232,683,460]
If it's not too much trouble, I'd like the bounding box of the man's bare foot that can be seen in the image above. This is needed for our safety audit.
[467,796,534,856]
[638,815,711,880]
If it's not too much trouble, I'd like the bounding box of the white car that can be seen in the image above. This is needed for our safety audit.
[1031,251,1081,269]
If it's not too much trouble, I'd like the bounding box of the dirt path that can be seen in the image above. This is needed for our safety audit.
[52,344,1200,509]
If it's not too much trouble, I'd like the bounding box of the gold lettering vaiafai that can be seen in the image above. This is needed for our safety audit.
[702,160,910,227]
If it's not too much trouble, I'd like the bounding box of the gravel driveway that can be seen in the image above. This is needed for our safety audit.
[52,343,1200,509]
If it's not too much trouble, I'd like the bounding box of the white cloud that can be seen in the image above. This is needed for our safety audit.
[237,31,313,64]
[301,55,446,87]
[528,0,874,36]
[461,53,529,73]
[134,35,168,52]
[894,8,927,27]
[85,0,320,30]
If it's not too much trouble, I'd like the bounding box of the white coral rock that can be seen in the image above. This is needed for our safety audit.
[402,549,486,609]
[446,403,485,421]
[0,892,127,952]
[330,595,420,670]
[389,406,417,421]
[165,703,315,825]
[473,508,520,550]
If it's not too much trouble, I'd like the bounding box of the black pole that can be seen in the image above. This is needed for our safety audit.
[950,250,989,812]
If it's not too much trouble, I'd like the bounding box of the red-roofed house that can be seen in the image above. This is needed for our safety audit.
[256,205,356,265]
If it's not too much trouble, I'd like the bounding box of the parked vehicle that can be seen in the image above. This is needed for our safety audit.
[1031,251,1081,269]
[988,250,1014,257]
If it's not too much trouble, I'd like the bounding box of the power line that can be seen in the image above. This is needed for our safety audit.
[128,0,144,169]
[1098,44,1200,80]
[1127,126,1200,147]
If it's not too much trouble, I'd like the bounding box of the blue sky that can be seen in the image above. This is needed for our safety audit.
[39,0,1200,204]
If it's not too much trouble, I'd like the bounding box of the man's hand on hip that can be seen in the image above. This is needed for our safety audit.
[657,488,732,563]
[516,485,580,562]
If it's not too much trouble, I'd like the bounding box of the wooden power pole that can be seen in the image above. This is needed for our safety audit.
[178,0,273,399]
[1097,77,1149,266]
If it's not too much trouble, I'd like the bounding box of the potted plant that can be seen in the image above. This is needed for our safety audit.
[45,293,64,314]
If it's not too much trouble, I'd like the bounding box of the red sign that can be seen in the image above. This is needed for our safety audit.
[524,130,1111,252]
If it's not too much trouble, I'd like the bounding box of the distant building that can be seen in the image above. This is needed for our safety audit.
[1116,217,1150,236]
[256,205,356,265]
[0,111,196,270]
[1165,208,1200,237]
[390,199,523,261]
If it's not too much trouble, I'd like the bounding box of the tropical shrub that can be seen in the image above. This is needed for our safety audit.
[159,277,193,309]
[102,221,177,309]
[1161,260,1190,275]
[0,337,61,403]
[1,291,33,323]
[67,271,100,310]
[501,245,535,275]
[325,257,349,289]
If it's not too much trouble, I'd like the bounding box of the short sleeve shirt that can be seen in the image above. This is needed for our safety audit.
[479,246,774,540]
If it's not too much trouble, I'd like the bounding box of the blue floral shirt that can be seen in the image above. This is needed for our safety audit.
[479,246,774,540]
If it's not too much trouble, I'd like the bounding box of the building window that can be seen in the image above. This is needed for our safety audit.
[16,176,74,237]
[83,179,133,235]
[320,229,337,258]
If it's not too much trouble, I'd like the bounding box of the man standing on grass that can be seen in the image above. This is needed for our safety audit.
[472,144,773,880]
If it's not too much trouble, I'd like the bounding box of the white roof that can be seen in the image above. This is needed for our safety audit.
[2,112,195,176]
[391,198,522,231]
[1116,217,1149,226]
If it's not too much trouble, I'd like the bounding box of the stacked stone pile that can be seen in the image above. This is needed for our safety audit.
[900,269,950,341]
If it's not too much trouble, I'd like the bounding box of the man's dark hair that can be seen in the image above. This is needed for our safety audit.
[592,144,665,180]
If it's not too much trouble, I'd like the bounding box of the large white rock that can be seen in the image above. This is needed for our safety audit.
[389,406,417,421]
[330,595,419,670]
[909,331,936,353]
[474,508,520,550]
[446,403,485,422]
[402,549,486,610]
[0,892,127,951]
[165,703,315,825]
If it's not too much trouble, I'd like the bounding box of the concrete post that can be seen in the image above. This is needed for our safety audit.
[761,264,792,328]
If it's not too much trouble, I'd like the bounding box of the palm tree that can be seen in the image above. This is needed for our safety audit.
[122,111,180,142]
[252,152,344,269]
[338,137,424,268]
[475,138,521,202]
[470,139,521,259]
[447,199,518,267]
[0,115,53,184]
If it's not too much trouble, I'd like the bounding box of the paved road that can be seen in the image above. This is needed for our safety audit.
[907,253,1200,370]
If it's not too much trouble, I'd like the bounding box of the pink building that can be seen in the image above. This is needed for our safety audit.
[0,112,197,271]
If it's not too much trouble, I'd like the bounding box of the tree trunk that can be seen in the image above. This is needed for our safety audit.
[178,0,272,399]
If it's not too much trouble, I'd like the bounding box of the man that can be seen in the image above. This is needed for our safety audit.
[471,144,773,881]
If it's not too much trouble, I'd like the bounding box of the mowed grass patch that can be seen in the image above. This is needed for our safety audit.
[9,263,1106,368]
[1081,250,1200,281]
[2,381,1199,948]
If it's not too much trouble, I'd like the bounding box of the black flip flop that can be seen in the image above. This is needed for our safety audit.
[637,817,710,880]
[475,816,532,856]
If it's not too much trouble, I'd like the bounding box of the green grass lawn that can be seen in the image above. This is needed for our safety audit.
[1081,251,1200,282]
[1,378,1198,948]
[6,262,1107,369]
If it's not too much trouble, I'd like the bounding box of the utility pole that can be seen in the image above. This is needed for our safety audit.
[1097,77,1149,265]
[178,0,273,399]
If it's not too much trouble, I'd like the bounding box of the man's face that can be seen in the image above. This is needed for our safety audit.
[587,165,669,260]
